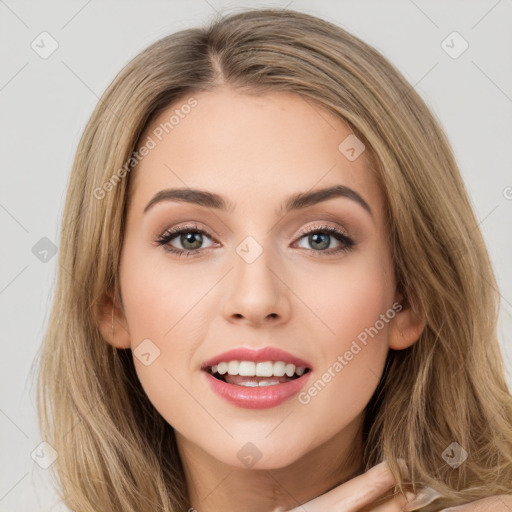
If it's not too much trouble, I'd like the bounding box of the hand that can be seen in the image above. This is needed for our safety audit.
[273,460,416,512]
[272,459,512,512]
[439,494,512,511]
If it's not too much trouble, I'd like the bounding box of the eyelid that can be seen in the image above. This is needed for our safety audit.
[155,221,216,238]
[295,221,351,238]
[155,220,351,244]
[155,222,218,244]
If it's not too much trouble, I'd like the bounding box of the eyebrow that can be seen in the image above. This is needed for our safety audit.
[143,185,372,218]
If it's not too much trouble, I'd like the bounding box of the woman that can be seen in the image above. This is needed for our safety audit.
[36,8,512,511]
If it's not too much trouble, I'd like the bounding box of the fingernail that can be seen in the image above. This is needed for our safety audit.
[405,486,442,510]
[397,457,411,480]
[373,459,390,473]
[368,459,393,480]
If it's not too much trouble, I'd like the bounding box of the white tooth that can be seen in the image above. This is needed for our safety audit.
[227,361,239,375]
[272,361,286,376]
[258,380,280,386]
[213,360,304,378]
[285,364,296,377]
[238,361,256,376]
[255,361,274,377]
[239,380,259,387]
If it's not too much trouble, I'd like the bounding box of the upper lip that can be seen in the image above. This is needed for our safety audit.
[201,346,313,371]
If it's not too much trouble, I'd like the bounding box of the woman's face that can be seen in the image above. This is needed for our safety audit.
[118,86,398,470]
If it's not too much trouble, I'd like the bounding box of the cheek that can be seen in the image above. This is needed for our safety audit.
[118,243,213,425]
[292,253,392,432]
[298,250,393,349]
[118,265,202,434]
[119,241,211,344]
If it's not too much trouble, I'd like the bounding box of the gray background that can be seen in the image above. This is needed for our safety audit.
[1,1,511,510]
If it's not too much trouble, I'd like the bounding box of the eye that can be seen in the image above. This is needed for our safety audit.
[155,222,355,258]
[156,223,216,257]
[294,224,355,255]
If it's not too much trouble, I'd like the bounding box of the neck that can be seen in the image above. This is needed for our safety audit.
[176,413,365,512]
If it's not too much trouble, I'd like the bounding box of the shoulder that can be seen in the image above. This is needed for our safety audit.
[441,495,512,511]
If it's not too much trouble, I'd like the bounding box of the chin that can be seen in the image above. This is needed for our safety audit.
[207,436,309,471]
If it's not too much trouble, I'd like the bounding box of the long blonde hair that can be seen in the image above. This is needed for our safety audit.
[34,7,512,511]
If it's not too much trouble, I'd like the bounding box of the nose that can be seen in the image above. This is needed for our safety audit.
[222,243,291,327]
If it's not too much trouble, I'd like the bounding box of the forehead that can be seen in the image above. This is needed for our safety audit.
[128,87,383,219]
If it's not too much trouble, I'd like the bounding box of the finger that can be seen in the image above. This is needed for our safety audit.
[365,492,409,512]
[356,491,415,512]
[285,460,397,512]
[440,494,512,512]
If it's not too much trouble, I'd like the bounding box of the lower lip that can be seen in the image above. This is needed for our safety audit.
[203,371,312,409]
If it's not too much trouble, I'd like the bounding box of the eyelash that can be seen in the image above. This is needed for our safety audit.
[155,222,355,258]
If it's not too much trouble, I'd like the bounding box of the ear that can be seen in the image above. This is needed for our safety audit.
[388,290,425,350]
[95,288,131,349]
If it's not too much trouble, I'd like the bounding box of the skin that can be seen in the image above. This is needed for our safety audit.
[99,86,432,511]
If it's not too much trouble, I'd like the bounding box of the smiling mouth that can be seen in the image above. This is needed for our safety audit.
[205,362,311,387]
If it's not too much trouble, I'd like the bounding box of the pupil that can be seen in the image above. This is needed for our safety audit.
[182,232,202,250]
[310,233,329,250]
